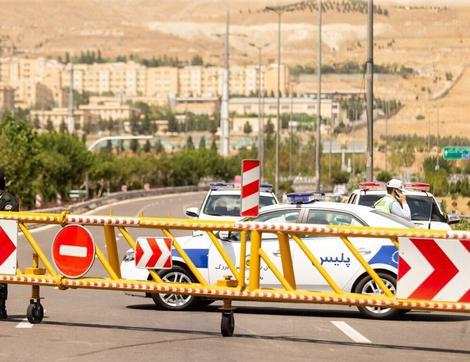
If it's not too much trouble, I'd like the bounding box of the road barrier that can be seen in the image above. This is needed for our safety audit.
[0,210,469,336]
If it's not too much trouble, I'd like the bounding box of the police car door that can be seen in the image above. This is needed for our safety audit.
[294,209,363,291]
[208,208,301,288]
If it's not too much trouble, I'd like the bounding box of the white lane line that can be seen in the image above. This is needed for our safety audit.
[16,319,33,329]
[331,321,371,344]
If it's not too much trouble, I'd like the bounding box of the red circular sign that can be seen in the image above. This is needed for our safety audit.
[52,225,95,278]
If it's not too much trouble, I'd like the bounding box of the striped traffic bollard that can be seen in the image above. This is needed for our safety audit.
[241,159,260,217]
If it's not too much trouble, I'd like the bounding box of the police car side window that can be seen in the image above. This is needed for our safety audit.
[307,210,363,226]
[255,210,300,239]
[256,210,300,223]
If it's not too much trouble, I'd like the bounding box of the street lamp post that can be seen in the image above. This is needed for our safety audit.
[266,5,295,196]
[315,0,322,191]
[249,42,270,181]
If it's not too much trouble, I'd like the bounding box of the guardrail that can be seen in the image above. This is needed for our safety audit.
[0,211,468,337]
[31,185,202,215]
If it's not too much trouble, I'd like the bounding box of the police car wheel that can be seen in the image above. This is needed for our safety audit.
[151,265,199,311]
[355,272,404,319]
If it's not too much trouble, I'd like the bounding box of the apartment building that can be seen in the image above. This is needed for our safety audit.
[146,66,178,97]
[0,84,15,113]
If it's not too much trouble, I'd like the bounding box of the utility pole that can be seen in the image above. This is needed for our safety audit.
[67,61,75,134]
[289,82,294,178]
[366,0,374,181]
[249,42,270,180]
[275,10,281,195]
[435,106,440,171]
[220,11,230,157]
[266,4,295,195]
[385,101,388,172]
[315,0,322,191]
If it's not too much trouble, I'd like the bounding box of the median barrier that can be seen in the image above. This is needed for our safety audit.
[0,211,468,337]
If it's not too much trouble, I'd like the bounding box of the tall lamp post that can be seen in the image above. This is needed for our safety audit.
[265,6,288,195]
[315,0,322,191]
[249,42,270,180]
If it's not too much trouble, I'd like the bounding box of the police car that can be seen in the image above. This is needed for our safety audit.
[346,182,460,230]
[185,182,278,221]
[121,192,415,319]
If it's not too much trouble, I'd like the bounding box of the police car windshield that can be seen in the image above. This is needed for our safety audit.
[359,194,445,222]
[203,195,277,216]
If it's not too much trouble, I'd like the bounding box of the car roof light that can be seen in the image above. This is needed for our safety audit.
[404,183,430,192]
[359,182,386,190]
[287,192,325,204]
[260,183,273,192]
[209,182,235,190]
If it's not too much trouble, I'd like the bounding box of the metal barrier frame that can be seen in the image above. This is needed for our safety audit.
[0,211,469,336]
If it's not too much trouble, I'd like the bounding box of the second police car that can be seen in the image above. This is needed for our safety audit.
[121,189,415,319]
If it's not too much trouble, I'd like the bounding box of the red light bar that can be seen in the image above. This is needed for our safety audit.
[359,182,386,190]
[404,183,430,191]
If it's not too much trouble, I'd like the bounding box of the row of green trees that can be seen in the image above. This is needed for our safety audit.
[58,51,206,68]
[290,62,414,77]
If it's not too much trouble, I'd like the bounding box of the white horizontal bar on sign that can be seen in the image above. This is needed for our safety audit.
[59,245,87,258]
[243,166,260,186]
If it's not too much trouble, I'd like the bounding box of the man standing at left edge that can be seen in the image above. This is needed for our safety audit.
[0,170,19,319]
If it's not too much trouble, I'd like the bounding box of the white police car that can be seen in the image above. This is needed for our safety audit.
[185,182,278,221]
[346,182,460,230]
[121,192,415,319]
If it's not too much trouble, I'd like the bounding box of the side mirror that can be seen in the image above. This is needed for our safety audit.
[185,207,199,218]
[447,213,461,225]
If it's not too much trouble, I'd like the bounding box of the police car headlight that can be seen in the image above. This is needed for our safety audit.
[123,250,135,262]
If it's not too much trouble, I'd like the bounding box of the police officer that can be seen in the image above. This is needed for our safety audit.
[0,170,18,319]
[374,178,411,220]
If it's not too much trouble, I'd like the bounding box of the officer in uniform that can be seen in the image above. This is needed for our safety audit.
[0,170,18,319]
[374,178,411,220]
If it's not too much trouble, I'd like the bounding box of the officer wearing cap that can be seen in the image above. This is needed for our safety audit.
[0,170,18,319]
[373,178,411,220]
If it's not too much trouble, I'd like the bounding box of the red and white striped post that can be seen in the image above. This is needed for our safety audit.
[241,159,260,217]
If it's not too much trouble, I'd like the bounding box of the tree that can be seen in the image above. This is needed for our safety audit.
[191,55,204,66]
[46,118,54,132]
[198,136,206,150]
[186,136,195,150]
[130,138,139,153]
[59,119,68,133]
[143,140,151,153]
[243,121,253,135]
[33,116,41,130]
[154,139,165,154]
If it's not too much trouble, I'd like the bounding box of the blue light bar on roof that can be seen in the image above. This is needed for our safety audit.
[209,182,235,190]
[287,192,325,204]
[260,183,273,192]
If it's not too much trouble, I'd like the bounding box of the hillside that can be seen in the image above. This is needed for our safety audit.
[2,0,470,140]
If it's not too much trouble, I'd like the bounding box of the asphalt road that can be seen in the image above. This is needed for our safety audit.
[1,192,469,361]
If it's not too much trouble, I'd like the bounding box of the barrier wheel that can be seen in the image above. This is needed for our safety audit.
[221,313,234,337]
[26,302,44,324]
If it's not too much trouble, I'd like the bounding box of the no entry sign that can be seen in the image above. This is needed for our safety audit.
[52,225,95,278]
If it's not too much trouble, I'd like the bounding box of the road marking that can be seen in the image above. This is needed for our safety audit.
[16,319,33,328]
[59,245,87,257]
[331,321,371,343]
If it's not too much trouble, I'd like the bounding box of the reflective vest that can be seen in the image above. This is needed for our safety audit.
[374,195,396,214]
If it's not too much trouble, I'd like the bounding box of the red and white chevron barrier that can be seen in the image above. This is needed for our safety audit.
[397,238,470,302]
[241,159,260,217]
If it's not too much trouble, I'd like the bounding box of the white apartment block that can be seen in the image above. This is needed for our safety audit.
[0,57,291,112]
